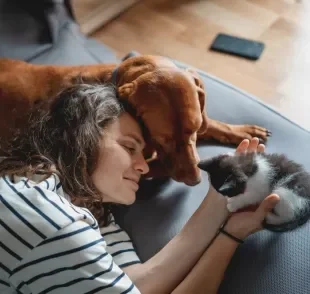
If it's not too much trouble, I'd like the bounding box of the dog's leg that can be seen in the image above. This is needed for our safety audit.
[198,118,271,145]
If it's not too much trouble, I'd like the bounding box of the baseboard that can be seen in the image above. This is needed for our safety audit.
[77,0,141,35]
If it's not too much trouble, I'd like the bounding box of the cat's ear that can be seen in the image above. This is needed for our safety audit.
[197,158,214,172]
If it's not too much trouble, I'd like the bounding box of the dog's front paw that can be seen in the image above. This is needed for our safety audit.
[226,124,271,144]
[199,119,272,145]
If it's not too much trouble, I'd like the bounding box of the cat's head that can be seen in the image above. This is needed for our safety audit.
[198,153,253,197]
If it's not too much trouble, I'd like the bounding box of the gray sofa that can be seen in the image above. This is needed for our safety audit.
[1,1,310,293]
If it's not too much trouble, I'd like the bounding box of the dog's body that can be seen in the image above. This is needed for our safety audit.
[0,55,270,185]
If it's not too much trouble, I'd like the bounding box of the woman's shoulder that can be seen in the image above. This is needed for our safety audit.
[0,173,99,246]
[0,173,70,205]
[3,173,65,196]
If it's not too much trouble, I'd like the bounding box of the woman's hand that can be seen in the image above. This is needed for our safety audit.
[235,136,265,154]
[223,137,280,240]
[206,137,266,203]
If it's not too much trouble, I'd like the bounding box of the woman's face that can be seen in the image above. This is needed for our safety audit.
[91,112,149,205]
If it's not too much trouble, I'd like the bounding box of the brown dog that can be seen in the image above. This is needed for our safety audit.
[0,55,270,186]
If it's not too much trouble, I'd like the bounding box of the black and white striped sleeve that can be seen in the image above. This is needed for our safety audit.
[100,221,141,269]
[9,220,141,294]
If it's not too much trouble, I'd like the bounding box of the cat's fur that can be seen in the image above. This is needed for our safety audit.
[198,152,310,232]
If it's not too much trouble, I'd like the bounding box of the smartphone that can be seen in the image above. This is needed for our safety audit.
[210,33,265,60]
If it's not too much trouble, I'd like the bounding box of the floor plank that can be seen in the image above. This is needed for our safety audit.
[75,0,310,131]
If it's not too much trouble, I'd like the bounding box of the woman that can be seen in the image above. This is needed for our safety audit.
[0,83,279,294]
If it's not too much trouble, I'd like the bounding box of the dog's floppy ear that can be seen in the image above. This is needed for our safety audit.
[185,68,208,136]
[186,68,206,112]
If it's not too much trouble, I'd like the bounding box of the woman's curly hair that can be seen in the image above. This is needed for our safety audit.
[0,83,137,226]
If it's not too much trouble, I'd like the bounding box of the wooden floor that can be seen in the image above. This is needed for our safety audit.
[75,0,310,131]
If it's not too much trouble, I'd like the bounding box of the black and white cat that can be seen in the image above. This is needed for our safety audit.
[198,152,310,232]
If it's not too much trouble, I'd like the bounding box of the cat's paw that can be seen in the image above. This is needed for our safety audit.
[227,198,238,212]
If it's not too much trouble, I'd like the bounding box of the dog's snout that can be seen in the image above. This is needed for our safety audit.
[187,137,200,164]
[172,163,202,186]
[193,149,200,165]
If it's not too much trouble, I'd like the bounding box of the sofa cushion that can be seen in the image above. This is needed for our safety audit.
[29,22,119,65]
[1,3,309,289]
[0,0,118,64]
[116,57,310,294]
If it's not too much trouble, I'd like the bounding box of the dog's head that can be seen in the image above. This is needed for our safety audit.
[116,55,207,186]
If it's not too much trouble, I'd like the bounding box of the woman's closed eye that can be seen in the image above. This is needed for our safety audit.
[122,142,137,155]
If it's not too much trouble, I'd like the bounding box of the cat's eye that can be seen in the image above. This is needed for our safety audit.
[225,175,233,182]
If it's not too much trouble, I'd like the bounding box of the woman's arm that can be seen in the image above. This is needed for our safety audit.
[171,192,280,294]
[125,190,279,294]
[12,221,141,294]
[124,138,278,294]
[124,186,229,294]
[171,232,239,294]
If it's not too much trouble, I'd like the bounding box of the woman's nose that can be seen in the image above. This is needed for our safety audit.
[133,153,150,174]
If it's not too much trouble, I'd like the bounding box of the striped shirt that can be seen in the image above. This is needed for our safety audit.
[0,174,141,294]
